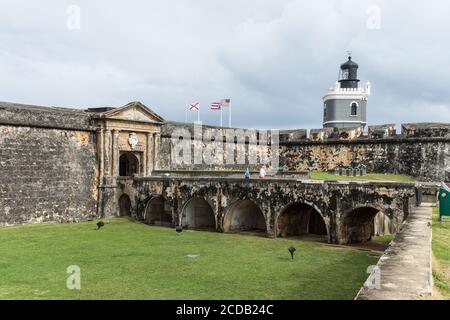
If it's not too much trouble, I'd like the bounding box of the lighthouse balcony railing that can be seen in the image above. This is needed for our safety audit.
[326,81,371,95]
[327,87,365,93]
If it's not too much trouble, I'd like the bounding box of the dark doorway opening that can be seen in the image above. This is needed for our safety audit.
[182,198,216,231]
[119,152,139,176]
[119,194,131,217]
[223,200,266,234]
[144,197,173,227]
[343,207,381,244]
[277,203,327,239]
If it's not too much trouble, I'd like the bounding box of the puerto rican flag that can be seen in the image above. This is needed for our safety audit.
[210,102,221,110]
[220,99,230,107]
[189,102,200,110]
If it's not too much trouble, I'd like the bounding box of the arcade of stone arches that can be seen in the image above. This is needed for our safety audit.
[118,193,393,245]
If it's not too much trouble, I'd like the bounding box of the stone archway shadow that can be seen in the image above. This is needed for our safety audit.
[144,196,173,227]
[223,200,266,236]
[341,206,393,244]
[181,197,216,231]
[275,202,328,242]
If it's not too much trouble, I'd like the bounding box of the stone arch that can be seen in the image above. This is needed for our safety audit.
[223,200,266,234]
[342,206,393,244]
[119,152,139,176]
[118,194,131,217]
[181,197,216,231]
[276,202,328,239]
[144,196,173,227]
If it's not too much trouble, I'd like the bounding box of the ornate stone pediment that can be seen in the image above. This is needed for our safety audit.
[97,101,165,124]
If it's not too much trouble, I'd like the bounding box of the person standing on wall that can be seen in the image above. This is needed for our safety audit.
[259,165,266,179]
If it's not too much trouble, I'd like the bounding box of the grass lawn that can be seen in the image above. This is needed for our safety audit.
[372,234,394,245]
[432,207,450,299]
[0,218,378,300]
[309,171,414,182]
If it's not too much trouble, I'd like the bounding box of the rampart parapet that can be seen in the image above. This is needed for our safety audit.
[280,123,450,143]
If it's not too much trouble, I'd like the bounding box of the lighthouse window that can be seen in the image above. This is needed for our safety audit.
[324,104,327,117]
[351,102,358,116]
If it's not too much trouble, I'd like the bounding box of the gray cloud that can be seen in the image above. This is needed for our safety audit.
[0,0,449,129]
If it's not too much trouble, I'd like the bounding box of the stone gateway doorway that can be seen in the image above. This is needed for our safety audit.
[119,152,140,177]
[119,194,131,216]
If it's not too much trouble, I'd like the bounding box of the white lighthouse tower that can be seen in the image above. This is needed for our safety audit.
[322,55,371,129]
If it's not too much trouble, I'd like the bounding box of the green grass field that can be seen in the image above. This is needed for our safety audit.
[372,234,394,245]
[0,218,379,300]
[432,207,450,299]
[309,171,414,182]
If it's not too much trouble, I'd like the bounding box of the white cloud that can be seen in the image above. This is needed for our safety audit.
[0,0,449,129]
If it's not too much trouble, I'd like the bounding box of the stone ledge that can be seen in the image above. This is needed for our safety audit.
[134,175,418,188]
[280,135,450,146]
[0,101,95,131]
[355,206,433,300]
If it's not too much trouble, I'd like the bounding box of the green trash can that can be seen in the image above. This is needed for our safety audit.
[439,183,450,219]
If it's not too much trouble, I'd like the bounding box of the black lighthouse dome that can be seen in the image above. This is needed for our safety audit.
[339,56,360,89]
[341,56,359,69]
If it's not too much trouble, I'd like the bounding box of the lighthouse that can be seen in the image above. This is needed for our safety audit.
[322,56,370,129]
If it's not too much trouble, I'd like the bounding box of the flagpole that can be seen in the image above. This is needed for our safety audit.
[220,107,223,127]
[185,106,187,123]
[197,108,200,123]
[229,102,232,128]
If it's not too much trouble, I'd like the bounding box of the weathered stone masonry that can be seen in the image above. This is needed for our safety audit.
[0,100,448,229]
[157,121,277,172]
[156,122,450,182]
[133,176,416,244]
[280,136,450,182]
[0,103,98,226]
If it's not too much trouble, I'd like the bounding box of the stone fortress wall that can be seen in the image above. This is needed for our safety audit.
[157,121,278,172]
[157,121,450,182]
[0,100,449,227]
[279,123,450,182]
[0,102,98,227]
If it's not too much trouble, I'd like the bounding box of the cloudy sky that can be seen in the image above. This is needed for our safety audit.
[0,0,449,129]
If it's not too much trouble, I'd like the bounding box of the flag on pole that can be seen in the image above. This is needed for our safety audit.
[210,102,221,110]
[189,102,200,110]
[221,99,232,127]
[220,99,230,107]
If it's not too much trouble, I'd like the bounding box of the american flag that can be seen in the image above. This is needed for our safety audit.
[210,102,221,110]
[189,102,200,110]
[220,99,230,107]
